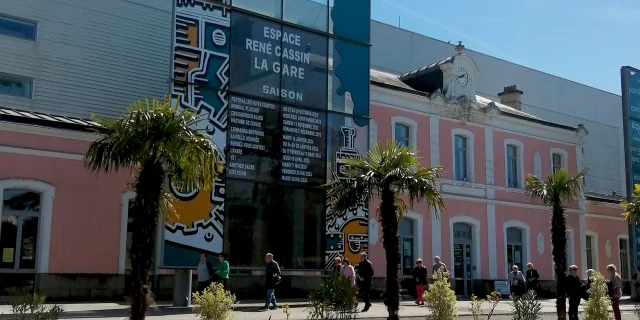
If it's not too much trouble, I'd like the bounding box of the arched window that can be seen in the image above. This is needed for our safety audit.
[1,189,41,270]
[0,179,54,274]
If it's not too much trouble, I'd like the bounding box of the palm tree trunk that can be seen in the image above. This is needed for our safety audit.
[380,186,400,320]
[551,202,568,320]
[129,163,164,320]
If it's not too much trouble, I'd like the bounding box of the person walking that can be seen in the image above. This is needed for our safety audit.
[356,252,374,312]
[340,258,356,288]
[197,253,214,293]
[525,263,540,293]
[508,265,525,297]
[261,253,281,311]
[332,257,342,274]
[413,259,427,306]
[215,252,230,289]
[583,269,595,301]
[432,256,448,276]
[607,264,623,320]
[567,265,583,320]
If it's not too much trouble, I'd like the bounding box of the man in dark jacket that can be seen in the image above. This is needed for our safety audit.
[261,253,281,311]
[525,263,540,293]
[356,252,374,312]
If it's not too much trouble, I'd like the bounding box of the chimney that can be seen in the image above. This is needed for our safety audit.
[497,85,523,110]
[455,41,465,54]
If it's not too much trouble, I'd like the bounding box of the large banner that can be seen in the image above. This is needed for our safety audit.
[163,0,370,269]
[622,66,640,273]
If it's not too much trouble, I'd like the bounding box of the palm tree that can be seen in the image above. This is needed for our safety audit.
[326,141,445,320]
[621,183,640,222]
[84,98,222,320]
[524,167,586,320]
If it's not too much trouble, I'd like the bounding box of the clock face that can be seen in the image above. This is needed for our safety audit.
[455,67,469,87]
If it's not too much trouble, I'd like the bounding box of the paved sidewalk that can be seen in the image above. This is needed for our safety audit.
[0,297,634,320]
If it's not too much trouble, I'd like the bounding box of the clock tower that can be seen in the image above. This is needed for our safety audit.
[441,41,479,102]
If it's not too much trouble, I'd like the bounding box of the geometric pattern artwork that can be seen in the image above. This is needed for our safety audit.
[325,126,369,269]
[164,0,230,254]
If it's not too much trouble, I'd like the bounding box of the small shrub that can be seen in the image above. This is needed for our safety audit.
[10,292,64,320]
[584,273,611,320]
[423,269,457,320]
[192,282,237,320]
[468,291,501,320]
[282,303,291,320]
[510,290,543,320]
[307,273,357,320]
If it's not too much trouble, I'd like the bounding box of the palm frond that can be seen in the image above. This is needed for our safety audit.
[325,140,446,220]
[84,97,223,190]
[621,184,640,222]
[524,168,586,207]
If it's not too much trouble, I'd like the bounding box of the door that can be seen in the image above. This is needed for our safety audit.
[453,243,473,296]
[401,237,413,276]
[507,244,523,272]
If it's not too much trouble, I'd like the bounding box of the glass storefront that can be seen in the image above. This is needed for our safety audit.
[163,0,371,269]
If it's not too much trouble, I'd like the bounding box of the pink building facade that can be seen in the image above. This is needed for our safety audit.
[0,47,630,299]
[365,48,630,296]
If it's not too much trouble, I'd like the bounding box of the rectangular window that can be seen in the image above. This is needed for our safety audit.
[395,124,410,148]
[507,145,519,188]
[0,15,36,41]
[586,235,593,270]
[619,238,630,280]
[454,135,468,181]
[0,74,33,98]
[552,153,562,172]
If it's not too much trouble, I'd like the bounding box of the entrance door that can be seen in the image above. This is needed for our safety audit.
[507,244,523,271]
[401,237,414,276]
[453,222,474,296]
[453,243,473,296]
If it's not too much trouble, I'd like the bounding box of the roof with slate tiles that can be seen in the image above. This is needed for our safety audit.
[370,69,580,132]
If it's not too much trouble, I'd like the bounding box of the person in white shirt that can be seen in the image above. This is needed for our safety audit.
[508,265,525,297]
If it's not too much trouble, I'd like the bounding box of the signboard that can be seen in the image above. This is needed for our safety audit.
[163,0,370,269]
[494,281,510,298]
[226,95,327,185]
[622,66,640,273]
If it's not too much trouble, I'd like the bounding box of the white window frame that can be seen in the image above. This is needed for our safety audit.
[550,148,568,173]
[504,139,525,189]
[448,216,481,280]
[585,231,599,272]
[503,220,531,279]
[451,128,475,182]
[0,179,54,274]
[617,234,632,280]
[391,116,417,150]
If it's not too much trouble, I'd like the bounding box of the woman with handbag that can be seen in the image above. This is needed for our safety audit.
[525,263,540,294]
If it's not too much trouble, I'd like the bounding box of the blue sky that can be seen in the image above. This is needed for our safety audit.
[371,0,640,95]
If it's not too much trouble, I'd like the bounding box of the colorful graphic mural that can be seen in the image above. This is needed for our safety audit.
[165,0,230,255]
[325,126,369,268]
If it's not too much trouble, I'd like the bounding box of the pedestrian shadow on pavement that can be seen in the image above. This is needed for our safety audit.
[0,306,194,319]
